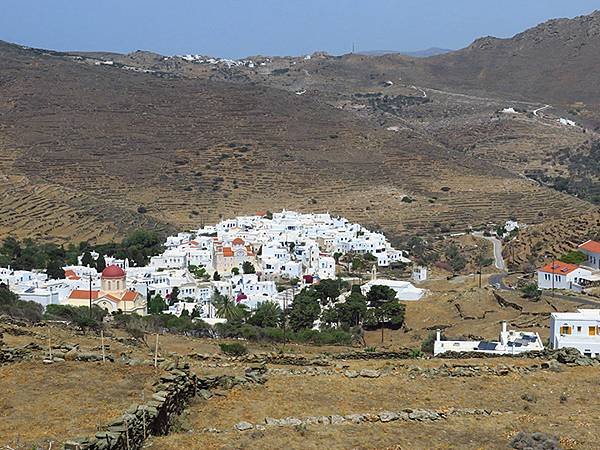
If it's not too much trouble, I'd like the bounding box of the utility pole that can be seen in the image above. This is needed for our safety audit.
[552,256,556,298]
[89,275,93,318]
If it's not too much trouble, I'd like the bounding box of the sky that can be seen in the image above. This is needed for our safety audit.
[1,1,599,58]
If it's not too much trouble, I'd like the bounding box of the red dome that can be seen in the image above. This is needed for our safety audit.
[101,265,125,278]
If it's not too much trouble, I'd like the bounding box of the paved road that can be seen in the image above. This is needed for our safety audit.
[533,104,551,117]
[472,232,505,270]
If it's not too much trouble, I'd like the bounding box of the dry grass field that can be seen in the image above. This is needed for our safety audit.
[0,361,158,448]
[3,271,599,449]
[152,363,597,449]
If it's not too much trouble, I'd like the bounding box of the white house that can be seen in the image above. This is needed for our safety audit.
[550,309,600,357]
[434,322,544,356]
[360,278,425,301]
[579,240,600,271]
[537,261,592,292]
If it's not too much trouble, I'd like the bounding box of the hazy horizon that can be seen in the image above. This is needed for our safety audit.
[1,1,599,58]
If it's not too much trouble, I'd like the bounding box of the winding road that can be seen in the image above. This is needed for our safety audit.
[472,231,600,307]
[533,104,551,117]
[472,232,505,270]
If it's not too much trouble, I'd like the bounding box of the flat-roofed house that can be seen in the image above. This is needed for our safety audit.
[550,309,600,356]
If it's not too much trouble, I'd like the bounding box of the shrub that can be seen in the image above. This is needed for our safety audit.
[421,331,439,354]
[559,251,586,264]
[219,342,248,356]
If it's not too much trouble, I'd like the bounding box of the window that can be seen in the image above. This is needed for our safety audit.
[577,326,582,332]
[560,326,572,335]
[589,326,597,336]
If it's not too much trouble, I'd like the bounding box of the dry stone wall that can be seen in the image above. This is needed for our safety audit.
[63,365,268,450]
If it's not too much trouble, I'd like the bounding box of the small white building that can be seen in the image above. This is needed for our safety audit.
[412,266,428,283]
[550,309,600,357]
[360,278,425,301]
[434,322,544,356]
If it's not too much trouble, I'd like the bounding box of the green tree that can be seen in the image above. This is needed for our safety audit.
[335,291,368,328]
[288,289,321,331]
[365,284,403,343]
[0,236,21,260]
[81,251,95,268]
[313,279,343,305]
[148,293,168,314]
[231,267,240,275]
[96,255,107,272]
[242,261,256,274]
[320,307,339,327]
[248,301,282,328]
[213,271,221,281]
[191,305,201,319]
[189,265,209,281]
[212,292,242,322]
[445,245,466,273]
[46,259,65,280]
[366,285,397,305]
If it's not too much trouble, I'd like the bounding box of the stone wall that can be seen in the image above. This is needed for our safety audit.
[63,364,198,450]
[63,365,268,450]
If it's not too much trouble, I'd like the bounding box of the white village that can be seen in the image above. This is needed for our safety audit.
[3,209,600,359]
[1,210,420,321]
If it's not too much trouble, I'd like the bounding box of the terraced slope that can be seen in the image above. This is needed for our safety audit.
[0,41,594,243]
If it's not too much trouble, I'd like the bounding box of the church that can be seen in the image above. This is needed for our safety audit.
[66,265,147,315]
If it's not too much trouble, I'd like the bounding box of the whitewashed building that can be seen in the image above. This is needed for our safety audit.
[434,322,544,356]
[360,278,425,301]
[550,309,600,357]
[537,261,593,292]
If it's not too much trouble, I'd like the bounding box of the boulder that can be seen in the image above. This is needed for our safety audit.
[329,415,346,425]
[235,421,254,431]
[344,370,359,378]
[359,369,381,378]
[379,411,400,422]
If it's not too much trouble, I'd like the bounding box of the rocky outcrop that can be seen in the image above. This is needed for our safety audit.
[510,431,562,450]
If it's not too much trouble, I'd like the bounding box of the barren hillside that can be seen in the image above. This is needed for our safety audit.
[0,10,598,244]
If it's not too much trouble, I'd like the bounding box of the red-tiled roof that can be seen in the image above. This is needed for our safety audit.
[121,290,138,302]
[69,289,100,300]
[223,247,234,257]
[579,240,600,254]
[232,237,245,245]
[539,261,579,275]
[64,270,80,280]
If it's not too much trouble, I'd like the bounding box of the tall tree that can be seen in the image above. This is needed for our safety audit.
[81,251,94,268]
[335,291,368,328]
[365,284,402,343]
[46,259,65,280]
[288,289,321,331]
[96,255,107,272]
